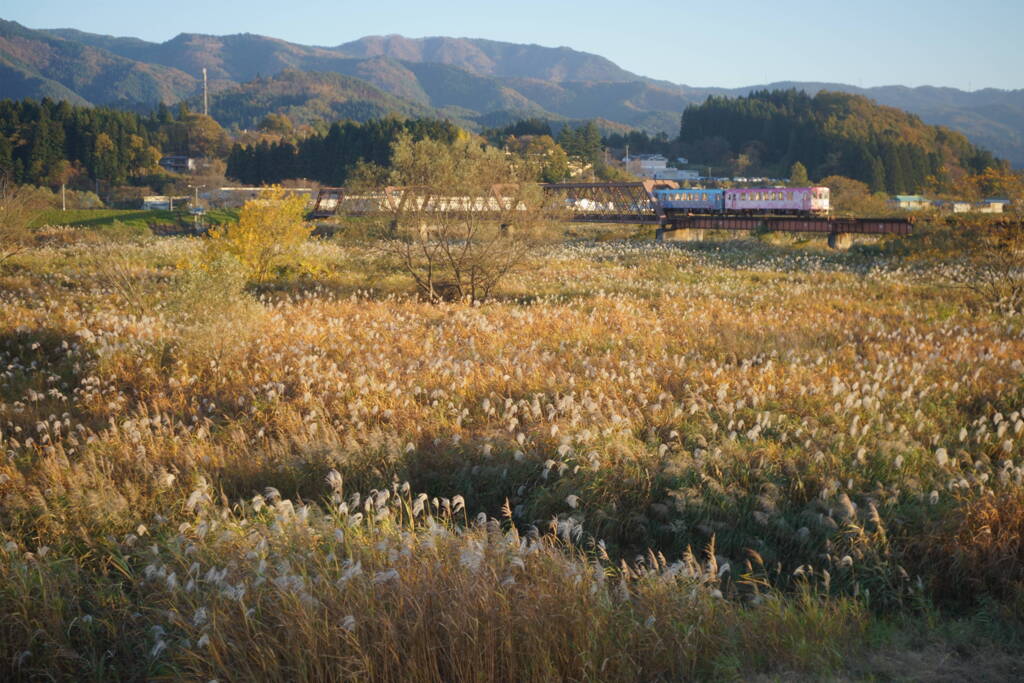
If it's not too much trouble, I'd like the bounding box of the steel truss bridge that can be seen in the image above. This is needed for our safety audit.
[308,182,914,242]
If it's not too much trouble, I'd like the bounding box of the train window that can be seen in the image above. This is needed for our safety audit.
[787,192,793,201]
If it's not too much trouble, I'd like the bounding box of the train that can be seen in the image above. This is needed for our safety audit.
[654,186,831,216]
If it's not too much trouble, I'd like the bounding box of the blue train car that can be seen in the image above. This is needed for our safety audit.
[654,188,725,213]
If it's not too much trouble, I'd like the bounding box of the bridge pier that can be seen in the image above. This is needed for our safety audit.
[827,232,854,250]
[657,227,705,243]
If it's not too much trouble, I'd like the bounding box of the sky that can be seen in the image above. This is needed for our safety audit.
[4,0,1021,91]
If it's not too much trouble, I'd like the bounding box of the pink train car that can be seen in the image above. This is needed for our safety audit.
[724,186,830,215]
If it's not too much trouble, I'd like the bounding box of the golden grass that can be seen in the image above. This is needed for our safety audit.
[0,233,1022,679]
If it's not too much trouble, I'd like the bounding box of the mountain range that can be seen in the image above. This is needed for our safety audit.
[2,18,1022,165]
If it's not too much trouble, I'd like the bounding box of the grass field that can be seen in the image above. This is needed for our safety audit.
[29,207,240,231]
[1,226,1022,680]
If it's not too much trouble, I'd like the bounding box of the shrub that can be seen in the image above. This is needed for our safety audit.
[905,490,1024,607]
[206,186,311,283]
[0,174,42,267]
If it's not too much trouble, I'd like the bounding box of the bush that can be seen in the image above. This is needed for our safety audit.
[905,490,1024,607]
[206,186,311,283]
[0,174,42,266]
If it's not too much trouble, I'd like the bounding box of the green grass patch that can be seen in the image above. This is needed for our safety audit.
[30,208,239,231]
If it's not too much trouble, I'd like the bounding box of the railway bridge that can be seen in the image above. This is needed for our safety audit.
[308,181,913,249]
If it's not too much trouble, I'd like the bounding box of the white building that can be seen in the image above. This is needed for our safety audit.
[624,154,699,181]
[932,199,972,213]
[624,154,668,177]
[890,195,932,211]
[202,187,315,208]
[977,198,1009,214]
[142,195,189,210]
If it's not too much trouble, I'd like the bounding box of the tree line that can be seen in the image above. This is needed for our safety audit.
[225,118,460,186]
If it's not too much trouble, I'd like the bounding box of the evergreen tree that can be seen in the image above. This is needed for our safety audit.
[788,161,810,187]
[0,134,12,179]
[869,156,887,193]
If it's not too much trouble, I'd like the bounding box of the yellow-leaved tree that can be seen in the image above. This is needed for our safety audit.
[207,186,311,283]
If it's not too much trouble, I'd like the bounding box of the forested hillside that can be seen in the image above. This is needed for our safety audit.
[678,90,1001,192]
[0,98,232,187]
[0,99,163,186]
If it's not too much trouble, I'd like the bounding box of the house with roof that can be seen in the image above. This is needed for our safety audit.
[890,195,932,211]
[977,198,1010,214]
[932,199,972,213]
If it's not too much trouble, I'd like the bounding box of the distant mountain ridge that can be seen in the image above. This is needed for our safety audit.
[2,19,1021,165]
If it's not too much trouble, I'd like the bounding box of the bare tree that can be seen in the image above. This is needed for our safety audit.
[372,135,558,302]
[930,216,1024,314]
[961,219,1024,314]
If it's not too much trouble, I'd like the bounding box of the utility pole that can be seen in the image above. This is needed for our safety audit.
[203,68,209,116]
[188,183,206,233]
[61,183,66,211]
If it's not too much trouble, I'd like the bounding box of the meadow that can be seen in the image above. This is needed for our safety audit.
[1,225,1023,680]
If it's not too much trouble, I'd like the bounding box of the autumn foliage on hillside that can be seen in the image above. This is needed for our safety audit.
[679,90,1001,193]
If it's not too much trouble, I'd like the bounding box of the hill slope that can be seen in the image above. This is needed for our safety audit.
[678,89,997,192]
[0,19,195,105]
[1,20,1021,164]
[208,69,443,129]
[334,35,640,83]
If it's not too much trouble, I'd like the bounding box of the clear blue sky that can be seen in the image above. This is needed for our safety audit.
[5,0,1021,90]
